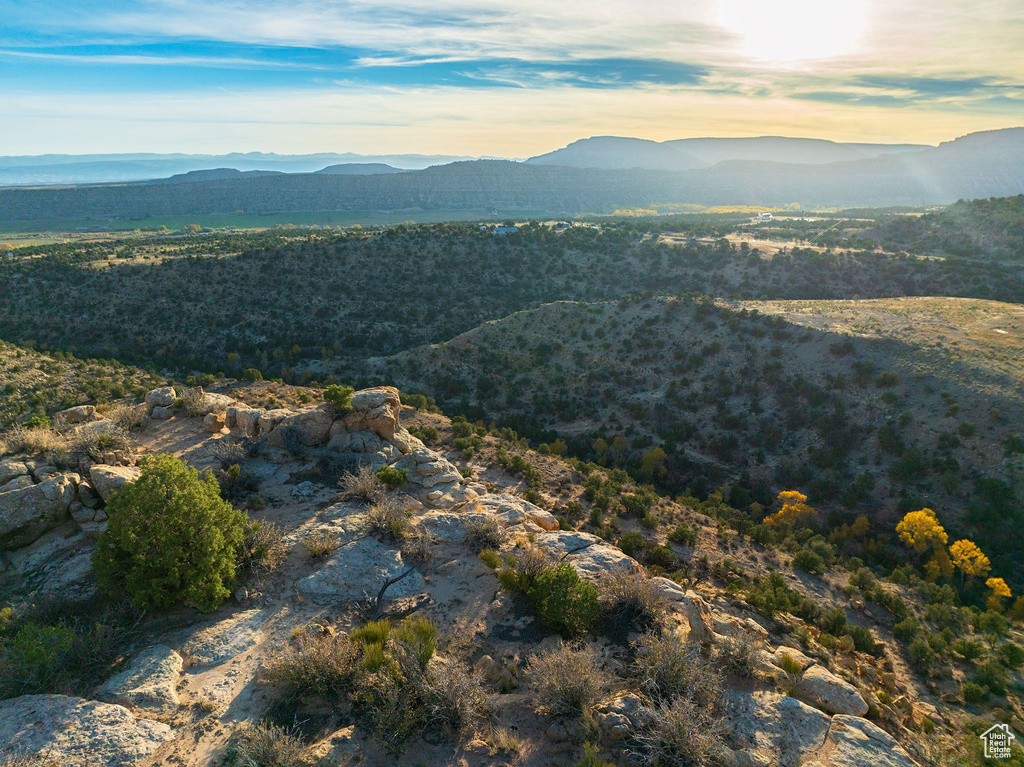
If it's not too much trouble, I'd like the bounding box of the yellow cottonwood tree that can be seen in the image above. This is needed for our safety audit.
[986,577,1012,612]
[764,490,817,527]
[949,539,991,581]
[896,508,947,553]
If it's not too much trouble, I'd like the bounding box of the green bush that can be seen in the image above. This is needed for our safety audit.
[961,682,987,703]
[908,638,935,671]
[323,384,355,413]
[998,642,1024,669]
[975,660,1009,696]
[646,545,678,570]
[951,637,986,661]
[93,454,247,612]
[529,563,599,637]
[668,523,696,546]
[893,617,919,642]
[241,368,263,382]
[376,465,408,488]
[618,531,647,557]
[791,548,826,576]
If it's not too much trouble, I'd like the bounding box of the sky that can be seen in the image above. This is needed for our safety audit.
[1,0,1023,156]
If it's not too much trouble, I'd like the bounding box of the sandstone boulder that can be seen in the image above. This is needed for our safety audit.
[229,405,263,435]
[328,428,383,453]
[150,405,175,420]
[203,412,226,433]
[54,404,99,425]
[1,474,34,492]
[794,665,869,716]
[265,406,333,448]
[0,458,29,485]
[0,474,76,550]
[297,536,425,601]
[822,715,917,767]
[726,691,831,767]
[145,387,176,409]
[0,694,173,766]
[342,386,402,440]
[99,645,183,715]
[89,465,141,502]
[534,530,641,578]
[470,494,560,531]
[684,591,715,644]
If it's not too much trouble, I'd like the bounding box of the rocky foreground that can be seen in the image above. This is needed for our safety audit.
[0,384,926,766]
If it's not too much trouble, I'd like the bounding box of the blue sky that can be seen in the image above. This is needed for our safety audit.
[2,0,1022,155]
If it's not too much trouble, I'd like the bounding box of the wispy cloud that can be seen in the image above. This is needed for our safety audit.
[0,48,327,70]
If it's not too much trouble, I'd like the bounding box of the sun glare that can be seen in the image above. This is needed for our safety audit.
[717,0,869,64]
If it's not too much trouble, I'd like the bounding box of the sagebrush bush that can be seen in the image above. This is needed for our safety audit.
[366,498,409,541]
[530,563,600,637]
[415,659,493,737]
[629,695,725,767]
[301,530,337,559]
[178,386,208,417]
[106,402,148,431]
[262,632,360,698]
[338,465,384,502]
[599,571,665,634]
[632,632,721,707]
[0,425,69,460]
[527,643,608,718]
[93,454,247,612]
[714,634,760,678]
[237,520,286,583]
[223,722,307,767]
[465,515,506,552]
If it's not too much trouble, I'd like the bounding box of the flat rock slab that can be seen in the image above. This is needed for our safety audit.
[183,610,265,667]
[727,691,831,767]
[99,645,183,715]
[795,665,869,717]
[297,536,425,601]
[534,530,641,578]
[823,715,918,767]
[0,694,173,766]
[89,465,141,502]
[0,458,29,485]
[0,526,95,603]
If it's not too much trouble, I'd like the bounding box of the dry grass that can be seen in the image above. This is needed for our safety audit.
[238,520,287,583]
[223,722,308,767]
[527,643,609,718]
[627,696,725,767]
[338,465,385,503]
[262,632,359,697]
[366,497,410,541]
[301,530,338,559]
[105,402,148,431]
[464,514,506,552]
[632,632,721,707]
[178,386,208,417]
[599,571,666,633]
[0,426,69,459]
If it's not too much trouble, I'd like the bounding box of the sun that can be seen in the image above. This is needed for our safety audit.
[717,0,869,64]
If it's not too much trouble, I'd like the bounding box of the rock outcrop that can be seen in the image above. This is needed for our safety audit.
[98,645,184,716]
[0,694,173,766]
[0,473,77,550]
[89,464,141,502]
[794,664,870,717]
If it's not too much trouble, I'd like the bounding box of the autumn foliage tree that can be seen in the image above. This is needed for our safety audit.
[764,490,817,527]
[896,508,952,581]
[949,539,991,583]
[986,577,1012,612]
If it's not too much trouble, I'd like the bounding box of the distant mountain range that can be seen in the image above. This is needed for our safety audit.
[0,128,1021,223]
[526,135,929,169]
[0,152,465,186]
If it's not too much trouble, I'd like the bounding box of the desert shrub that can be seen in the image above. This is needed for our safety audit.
[223,722,307,767]
[415,659,493,737]
[262,632,360,698]
[241,368,263,382]
[576,742,616,767]
[301,530,337,559]
[530,563,600,637]
[237,520,286,583]
[94,454,246,612]
[400,524,433,564]
[338,465,384,502]
[791,548,826,576]
[998,642,1024,669]
[848,567,876,590]
[106,402,148,431]
[961,681,987,703]
[646,545,678,570]
[0,599,139,701]
[218,463,260,502]
[0,425,68,459]
[495,545,554,594]
[629,695,725,767]
[846,625,878,655]
[908,639,935,671]
[178,386,207,417]
[392,616,438,668]
[668,523,697,547]
[376,465,408,488]
[366,498,410,541]
[618,531,647,557]
[632,632,721,707]
[527,644,609,717]
[323,384,354,413]
[714,634,760,678]
[893,617,920,642]
[408,424,439,444]
[975,660,1009,696]
[777,652,803,678]
[465,515,506,551]
[70,424,133,461]
[599,571,665,635]
[951,638,986,661]
[479,549,501,569]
